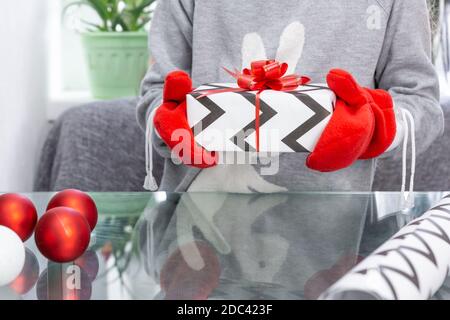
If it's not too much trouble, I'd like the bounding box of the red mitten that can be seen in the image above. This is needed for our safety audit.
[307,69,396,172]
[153,71,218,168]
[359,88,397,159]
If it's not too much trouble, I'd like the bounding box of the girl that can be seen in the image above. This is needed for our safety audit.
[138,0,443,194]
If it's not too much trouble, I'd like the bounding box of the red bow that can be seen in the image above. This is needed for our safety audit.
[225,60,310,92]
[197,60,310,152]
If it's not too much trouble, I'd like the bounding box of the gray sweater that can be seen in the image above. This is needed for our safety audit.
[137,0,443,193]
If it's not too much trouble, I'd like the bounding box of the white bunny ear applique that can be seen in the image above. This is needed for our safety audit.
[276,21,305,74]
[241,32,268,70]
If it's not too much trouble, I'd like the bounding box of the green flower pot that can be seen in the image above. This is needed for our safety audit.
[81,32,149,100]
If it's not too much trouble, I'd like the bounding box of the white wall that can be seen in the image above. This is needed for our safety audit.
[0,1,48,192]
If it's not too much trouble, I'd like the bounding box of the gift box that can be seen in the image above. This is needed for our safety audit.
[187,83,335,153]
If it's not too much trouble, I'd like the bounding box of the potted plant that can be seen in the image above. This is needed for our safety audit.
[64,0,156,99]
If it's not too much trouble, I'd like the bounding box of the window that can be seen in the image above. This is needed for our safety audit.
[47,0,103,119]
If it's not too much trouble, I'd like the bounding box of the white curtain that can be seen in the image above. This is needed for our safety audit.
[0,1,48,192]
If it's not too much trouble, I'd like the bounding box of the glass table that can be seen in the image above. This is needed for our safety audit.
[1,192,449,300]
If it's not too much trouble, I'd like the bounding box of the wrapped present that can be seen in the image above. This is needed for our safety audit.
[186,60,335,153]
[320,194,450,300]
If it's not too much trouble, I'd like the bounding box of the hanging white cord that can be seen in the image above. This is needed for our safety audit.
[400,108,416,210]
[400,110,409,196]
[144,108,159,191]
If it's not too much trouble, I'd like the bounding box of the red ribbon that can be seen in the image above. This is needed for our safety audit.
[197,60,311,152]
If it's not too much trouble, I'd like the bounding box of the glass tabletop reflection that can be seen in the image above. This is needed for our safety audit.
[1,192,449,300]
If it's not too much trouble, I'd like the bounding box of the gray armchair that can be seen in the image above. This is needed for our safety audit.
[34,98,160,192]
[35,97,450,192]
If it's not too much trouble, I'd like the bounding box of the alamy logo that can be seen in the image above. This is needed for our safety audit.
[367,5,382,30]
[242,21,305,73]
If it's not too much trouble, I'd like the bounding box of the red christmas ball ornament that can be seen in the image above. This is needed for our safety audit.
[160,241,221,300]
[74,250,99,282]
[9,248,40,295]
[304,268,337,300]
[46,189,98,230]
[304,254,365,300]
[35,207,91,263]
[0,193,38,241]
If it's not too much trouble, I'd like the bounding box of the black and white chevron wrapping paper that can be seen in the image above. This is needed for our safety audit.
[187,84,335,153]
[320,194,450,300]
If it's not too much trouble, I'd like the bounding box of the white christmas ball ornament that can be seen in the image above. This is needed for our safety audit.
[0,226,26,286]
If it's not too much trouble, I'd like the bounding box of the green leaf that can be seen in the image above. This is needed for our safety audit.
[63,0,155,33]
[80,18,107,31]
[135,16,151,30]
